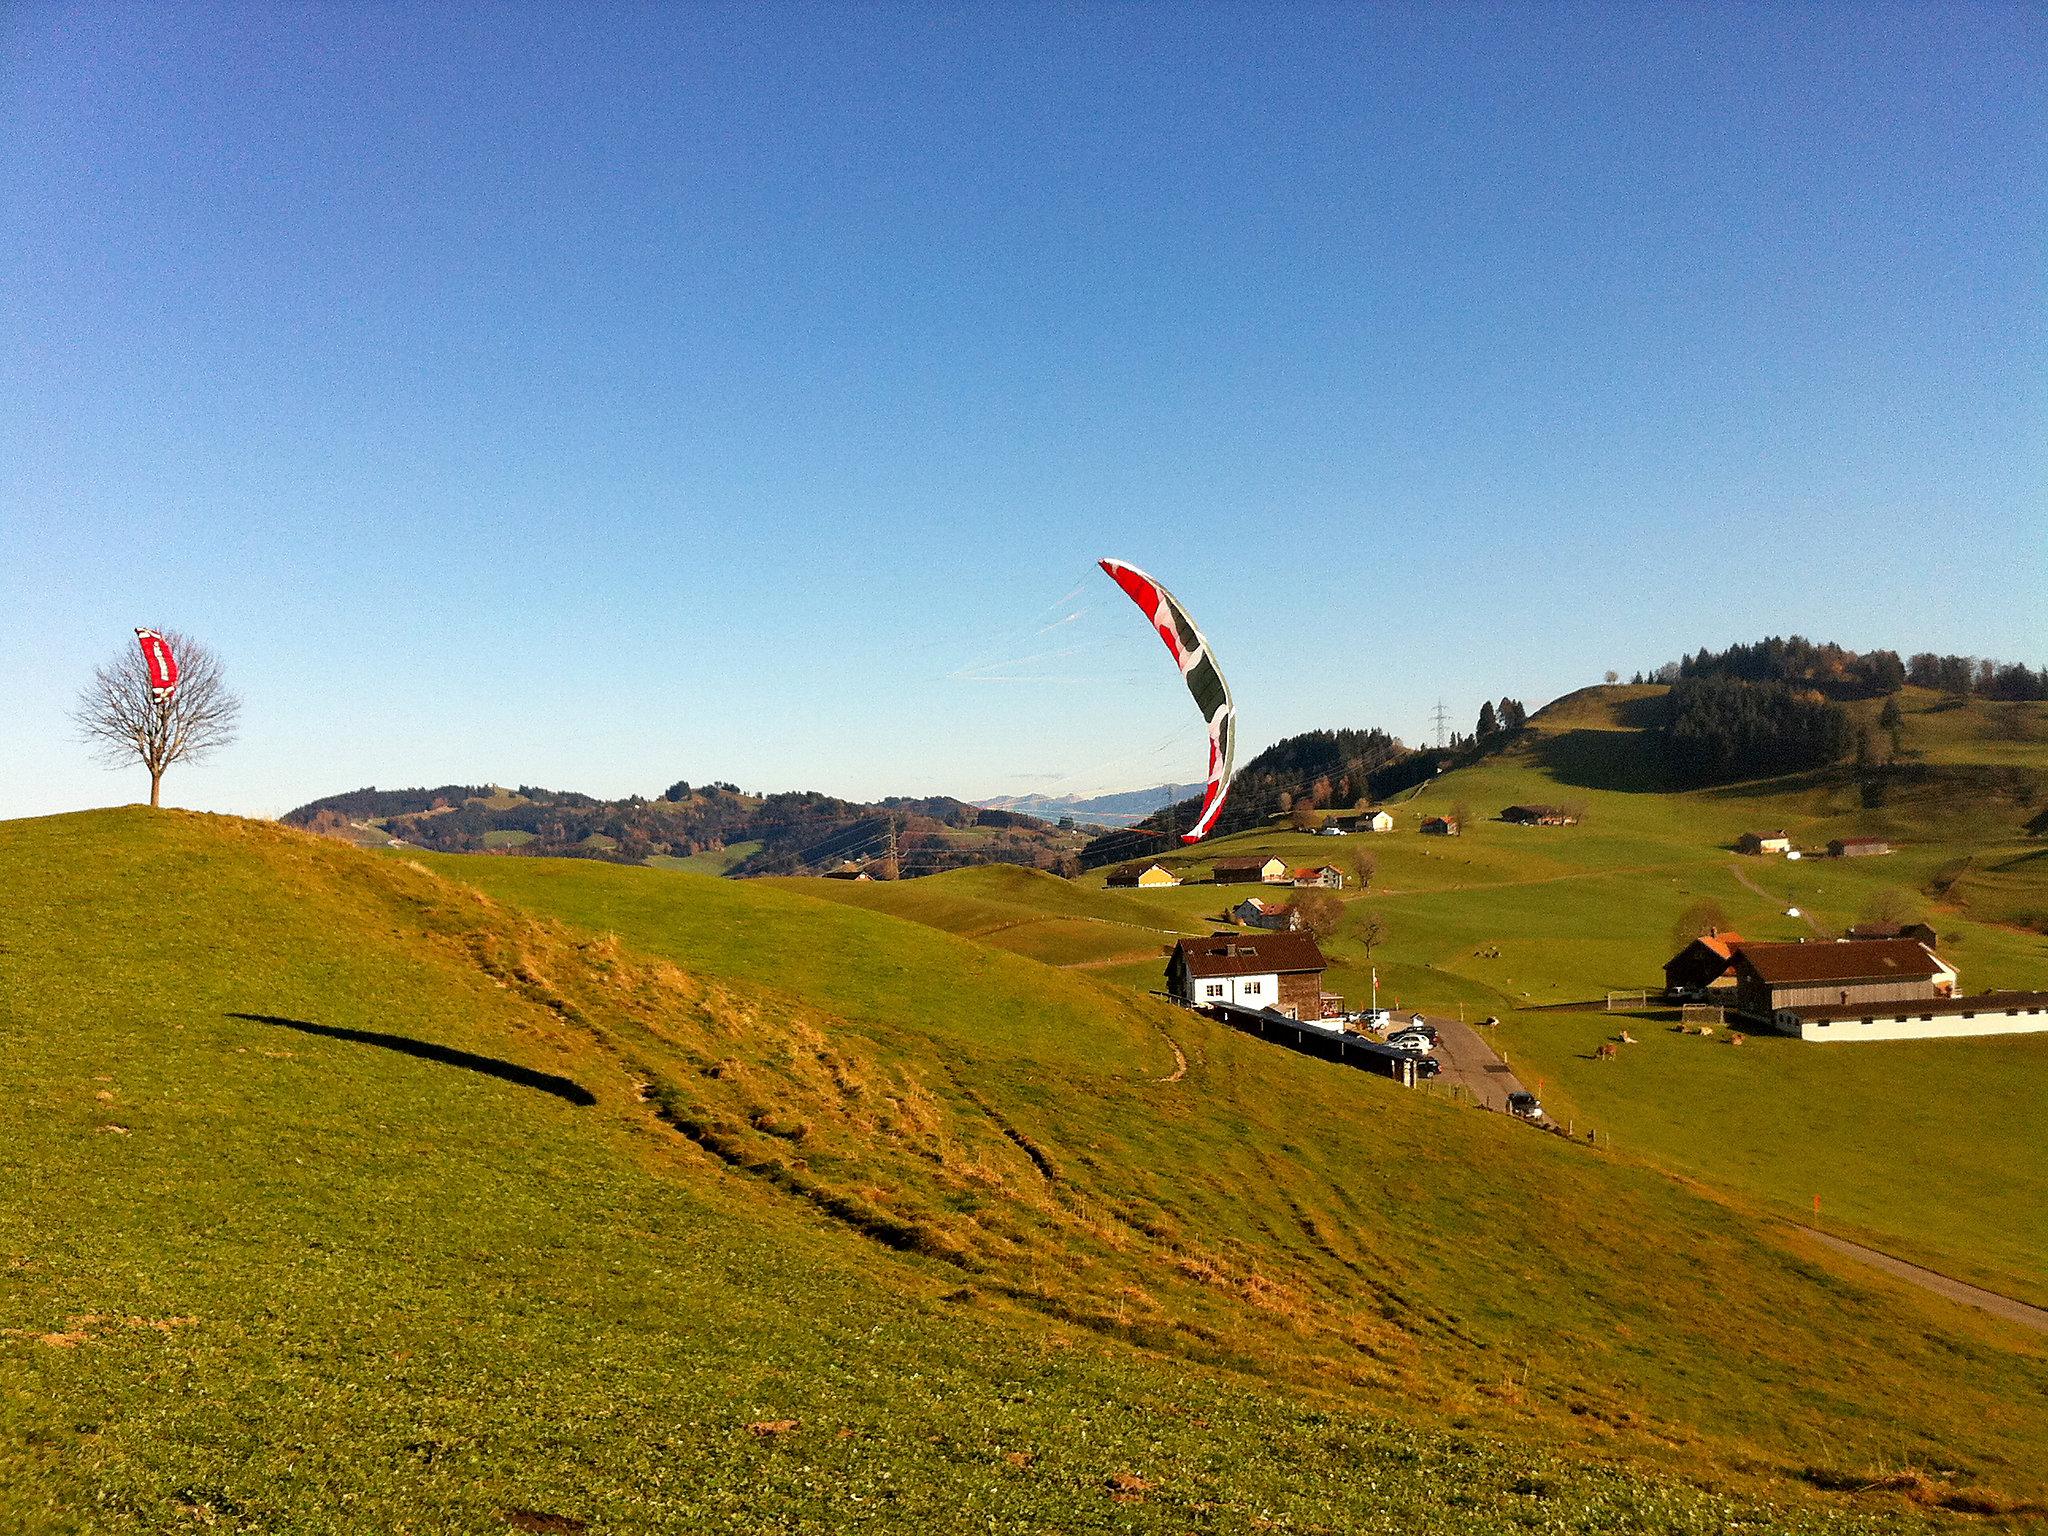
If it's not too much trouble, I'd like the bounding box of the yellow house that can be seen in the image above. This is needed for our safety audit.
[1106,861,1181,889]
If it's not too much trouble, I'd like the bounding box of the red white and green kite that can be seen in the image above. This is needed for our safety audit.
[1098,559,1237,843]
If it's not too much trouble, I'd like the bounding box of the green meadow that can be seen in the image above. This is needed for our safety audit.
[787,687,2048,1308]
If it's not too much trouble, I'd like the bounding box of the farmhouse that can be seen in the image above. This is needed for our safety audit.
[1212,856,1290,885]
[1736,831,1792,855]
[1291,865,1343,889]
[823,862,873,881]
[1663,931,1745,996]
[1731,939,1957,1021]
[1501,804,1578,826]
[1106,861,1180,888]
[1230,897,1297,931]
[1829,836,1892,858]
[1167,931,1335,1019]
[1420,816,1459,837]
[1332,809,1394,833]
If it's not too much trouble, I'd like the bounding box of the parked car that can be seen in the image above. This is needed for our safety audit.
[1505,1090,1543,1120]
[1385,1034,1433,1055]
[1413,1056,1442,1079]
[1403,1022,1439,1043]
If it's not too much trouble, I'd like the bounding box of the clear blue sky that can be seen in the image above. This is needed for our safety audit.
[5,3,2043,818]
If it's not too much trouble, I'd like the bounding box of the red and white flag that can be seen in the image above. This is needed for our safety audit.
[135,628,179,696]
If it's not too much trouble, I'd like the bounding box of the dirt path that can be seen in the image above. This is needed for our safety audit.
[1796,1228,2048,1335]
[1726,859,1823,933]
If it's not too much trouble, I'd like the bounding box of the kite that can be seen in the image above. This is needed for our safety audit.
[1098,560,1236,843]
[135,628,179,698]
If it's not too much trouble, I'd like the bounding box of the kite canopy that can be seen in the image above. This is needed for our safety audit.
[1098,560,1236,843]
[135,628,179,697]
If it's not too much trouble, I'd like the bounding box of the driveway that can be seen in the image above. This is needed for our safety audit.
[1414,1014,1528,1112]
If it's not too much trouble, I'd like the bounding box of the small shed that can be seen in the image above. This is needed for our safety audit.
[1736,831,1791,855]
[1829,836,1892,858]
[1420,816,1459,837]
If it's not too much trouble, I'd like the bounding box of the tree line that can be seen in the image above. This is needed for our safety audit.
[1631,636,2047,702]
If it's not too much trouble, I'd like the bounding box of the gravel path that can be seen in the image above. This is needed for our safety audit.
[1798,1228,2048,1335]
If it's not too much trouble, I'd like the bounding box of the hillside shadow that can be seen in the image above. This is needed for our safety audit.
[1530,730,1683,793]
[226,1014,597,1106]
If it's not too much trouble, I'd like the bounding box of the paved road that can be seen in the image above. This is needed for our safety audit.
[1798,1228,2048,1335]
[1408,1013,1528,1111]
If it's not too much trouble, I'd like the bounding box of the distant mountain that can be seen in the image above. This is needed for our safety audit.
[283,781,1082,879]
[975,784,1195,827]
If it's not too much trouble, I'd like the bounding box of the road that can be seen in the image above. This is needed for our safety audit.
[1726,858,1824,934]
[1411,1013,1529,1112]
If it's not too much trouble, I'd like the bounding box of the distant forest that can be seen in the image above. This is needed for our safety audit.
[284,782,1077,877]
[1636,636,2048,703]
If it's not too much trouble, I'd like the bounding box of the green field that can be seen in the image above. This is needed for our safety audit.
[7,809,2047,1530]
[773,688,2048,1308]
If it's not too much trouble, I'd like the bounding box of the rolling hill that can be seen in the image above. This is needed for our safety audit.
[8,708,2047,1529]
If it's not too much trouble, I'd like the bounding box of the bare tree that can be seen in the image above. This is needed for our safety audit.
[74,630,241,808]
[1350,847,1377,890]
[1287,888,1344,939]
[1669,898,1728,951]
[1289,799,1319,832]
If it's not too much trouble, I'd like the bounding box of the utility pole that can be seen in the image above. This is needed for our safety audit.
[1432,699,1450,750]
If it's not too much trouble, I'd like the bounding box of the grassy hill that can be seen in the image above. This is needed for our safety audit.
[948,685,2046,1305]
[7,810,2047,1529]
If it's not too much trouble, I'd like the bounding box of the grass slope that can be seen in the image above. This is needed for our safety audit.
[6,811,2045,1532]
[437,845,2048,1522]
[850,689,2046,1306]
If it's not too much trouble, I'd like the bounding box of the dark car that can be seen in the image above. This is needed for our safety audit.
[1505,1090,1542,1120]
[1413,1056,1442,1079]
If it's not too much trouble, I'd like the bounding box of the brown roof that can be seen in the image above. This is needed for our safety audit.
[1697,932,1743,959]
[1291,865,1339,878]
[1173,932,1327,979]
[1790,990,2048,1023]
[1832,836,1890,848]
[1736,938,1942,986]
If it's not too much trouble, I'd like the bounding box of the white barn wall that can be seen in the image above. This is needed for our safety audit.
[1788,1007,2048,1042]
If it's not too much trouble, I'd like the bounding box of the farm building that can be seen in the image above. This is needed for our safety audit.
[1730,939,1956,1021]
[1829,836,1892,858]
[1230,897,1298,931]
[1845,922,1938,949]
[1291,865,1344,889]
[1105,861,1180,889]
[1663,931,1745,996]
[1331,809,1394,833]
[1420,816,1459,837]
[1774,990,2048,1042]
[1212,856,1290,885]
[1167,931,1336,1019]
[1736,831,1791,855]
[822,863,873,881]
[1501,805,1578,826]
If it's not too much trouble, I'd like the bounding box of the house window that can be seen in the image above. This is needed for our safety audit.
[1205,984,1224,999]
[1244,981,1261,996]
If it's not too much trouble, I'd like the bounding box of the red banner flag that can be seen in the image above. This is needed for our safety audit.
[135,628,179,696]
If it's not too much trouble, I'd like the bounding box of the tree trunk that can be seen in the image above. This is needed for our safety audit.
[150,771,162,808]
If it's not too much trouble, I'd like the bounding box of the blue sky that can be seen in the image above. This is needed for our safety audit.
[4,3,2043,818]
